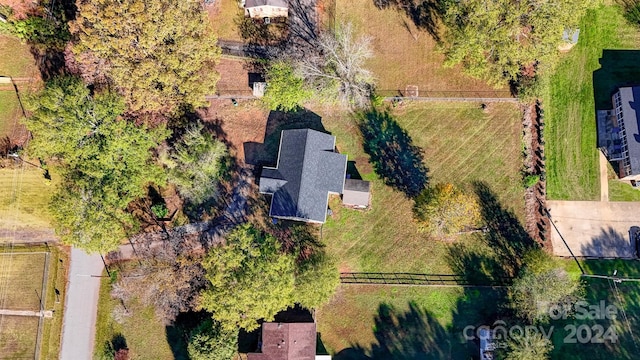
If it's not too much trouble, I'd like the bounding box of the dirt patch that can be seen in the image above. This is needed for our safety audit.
[214,57,256,96]
[202,99,270,162]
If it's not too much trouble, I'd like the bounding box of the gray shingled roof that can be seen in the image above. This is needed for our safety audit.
[619,87,640,175]
[343,179,371,207]
[259,129,347,223]
[245,0,288,8]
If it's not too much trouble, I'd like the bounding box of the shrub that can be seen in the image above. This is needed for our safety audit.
[523,174,540,188]
[187,319,238,360]
[151,203,169,219]
[413,183,481,236]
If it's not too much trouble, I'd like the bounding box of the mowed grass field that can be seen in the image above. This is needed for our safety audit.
[0,34,38,138]
[0,246,67,360]
[0,315,39,359]
[0,252,47,310]
[319,101,523,274]
[315,101,523,357]
[0,166,55,233]
[334,0,505,95]
[545,5,640,200]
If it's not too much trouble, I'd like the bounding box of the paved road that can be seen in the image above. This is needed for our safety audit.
[548,200,640,258]
[59,248,104,360]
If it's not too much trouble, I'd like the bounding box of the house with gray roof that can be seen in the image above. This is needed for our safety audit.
[259,129,347,223]
[597,86,640,182]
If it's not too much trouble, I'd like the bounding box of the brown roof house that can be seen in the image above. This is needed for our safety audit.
[243,0,289,19]
[248,322,331,360]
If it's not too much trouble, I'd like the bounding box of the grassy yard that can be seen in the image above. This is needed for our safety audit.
[0,245,68,360]
[0,315,40,358]
[0,165,56,233]
[314,101,524,356]
[319,101,523,274]
[550,259,640,359]
[0,35,36,78]
[0,252,47,310]
[545,5,640,200]
[0,91,20,137]
[94,276,183,360]
[334,0,504,95]
[207,0,245,42]
[0,34,39,138]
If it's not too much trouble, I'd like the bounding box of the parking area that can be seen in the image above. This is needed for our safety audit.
[548,200,640,258]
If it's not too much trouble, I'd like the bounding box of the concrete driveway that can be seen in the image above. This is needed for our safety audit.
[548,200,640,258]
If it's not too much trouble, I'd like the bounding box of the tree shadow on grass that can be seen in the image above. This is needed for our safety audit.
[446,182,539,287]
[333,302,453,360]
[357,108,428,198]
[592,50,640,110]
[373,0,444,41]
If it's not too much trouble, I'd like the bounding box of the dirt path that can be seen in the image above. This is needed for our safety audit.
[599,151,609,202]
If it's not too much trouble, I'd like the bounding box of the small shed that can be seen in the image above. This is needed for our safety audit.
[342,179,371,208]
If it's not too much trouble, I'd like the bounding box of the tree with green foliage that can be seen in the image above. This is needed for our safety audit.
[187,319,238,360]
[162,122,228,205]
[70,0,221,113]
[199,224,296,331]
[441,0,595,88]
[294,250,339,310]
[263,60,312,112]
[509,249,583,322]
[24,76,168,252]
[413,183,481,236]
[496,330,553,360]
[0,3,70,51]
[51,182,135,253]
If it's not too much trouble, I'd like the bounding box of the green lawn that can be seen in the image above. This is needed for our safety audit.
[608,180,640,201]
[317,284,505,359]
[0,166,56,233]
[0,34,38,138]
[545,5,640,200]
[334,0,504,95]
[319,101,523,274]
[0,245,68,360]
[0,35,36,78]
[0,315,39,359]
[315,101,524,356]
[0,252,47,310]
[94,276,182,360]
[0,91,20,137]
[551,259,640,359]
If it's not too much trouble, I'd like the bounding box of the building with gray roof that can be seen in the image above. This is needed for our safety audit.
[259,129,347,223]
[597,86,640,182]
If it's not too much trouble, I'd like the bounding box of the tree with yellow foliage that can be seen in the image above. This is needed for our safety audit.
[413,183,481,237]
[70,0,221,114]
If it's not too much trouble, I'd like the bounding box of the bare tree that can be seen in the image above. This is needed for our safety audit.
[295,22,375,109]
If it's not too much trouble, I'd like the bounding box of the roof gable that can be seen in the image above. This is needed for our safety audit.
[260,129,347,223]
